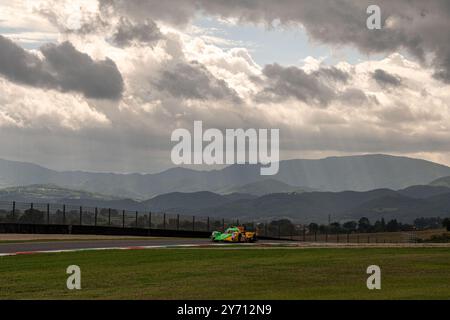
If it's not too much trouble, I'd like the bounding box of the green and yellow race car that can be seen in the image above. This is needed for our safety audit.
[211,226,257,243]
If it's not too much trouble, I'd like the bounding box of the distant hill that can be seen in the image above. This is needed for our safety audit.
[0,184,118,202]
[1,154,450,199]
[205,188,450,223]
[140,185,450,223]
[195,189,399,222]
[345,194,433,222]
[0,184,143,211]
[398,185,450,198]
[272,154,450,192]
[220,179,314,196]
[1,183,449,223]
[142,191,254,213]
[429,176,450,188]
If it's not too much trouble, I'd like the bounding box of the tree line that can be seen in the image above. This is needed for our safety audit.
[260,216,450,236]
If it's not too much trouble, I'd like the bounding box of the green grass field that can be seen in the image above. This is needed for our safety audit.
[1,247,449,299]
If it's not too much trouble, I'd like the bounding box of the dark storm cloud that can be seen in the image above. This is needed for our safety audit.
[312,67,351,83]
[258,65,374,107]
[41,42,124,100]
[112,18,162,47]
[99,0,197,26]
[433,52,450,83]
[154,61,241,102]
[37,6,109,35]
[101,0,450,83]
[372,69,402,88]
[0,35,54,87]
[38,5,162,48]
[0,36,124,100]
[259,64,337,106]
[339,88,376,105]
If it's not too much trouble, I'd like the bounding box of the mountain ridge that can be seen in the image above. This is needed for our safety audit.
[1,183,449,223]
[1,154,450,199]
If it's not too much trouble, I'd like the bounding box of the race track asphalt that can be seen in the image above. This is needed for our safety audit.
[2,238,448,256]
[0,238,215,255]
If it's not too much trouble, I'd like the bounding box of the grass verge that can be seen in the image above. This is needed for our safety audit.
[0,247,449,299]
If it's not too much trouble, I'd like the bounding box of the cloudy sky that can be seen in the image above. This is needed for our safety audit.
[0,0,449,173]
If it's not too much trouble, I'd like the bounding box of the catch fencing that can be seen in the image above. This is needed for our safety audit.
[0,200,423,242]
[0,200,271,237]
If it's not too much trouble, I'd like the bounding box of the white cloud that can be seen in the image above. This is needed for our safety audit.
[0,77,110,130]
[1,0,450,171]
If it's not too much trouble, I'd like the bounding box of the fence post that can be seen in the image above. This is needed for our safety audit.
[108,208,111,226]
[63,205,66,225]
[79,206,82,226]
[193,216,195,231]
[149,212,152,229]
[163,213,166,230]
[12,201,15,220]
[135,211,138,227]
[31,202,34,210]
[177,214,180,231]
[122,210,125,228]
[95,207,98,226]
[47,203,50,225]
